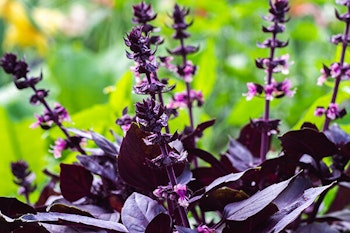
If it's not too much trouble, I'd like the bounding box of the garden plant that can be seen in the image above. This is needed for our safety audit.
[1,0,350,232]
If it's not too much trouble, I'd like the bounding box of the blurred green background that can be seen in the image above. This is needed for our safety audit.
[0,0,349,201]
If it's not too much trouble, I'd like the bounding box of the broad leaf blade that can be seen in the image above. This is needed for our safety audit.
[121,192,166,233]
[20,212,128,232]
[59,164,93,202]
[223,174,298,221]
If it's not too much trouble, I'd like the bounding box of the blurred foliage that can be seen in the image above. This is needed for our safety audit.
[0,0,349,201]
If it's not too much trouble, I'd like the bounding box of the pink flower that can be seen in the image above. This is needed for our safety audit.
[245,82,258,100]
[265,84,274,100]
[317,68,328,86]
[330,63,341,78]
[168,90,204,109]
[50,138,67,159]
[174,184,189,208]
[327,103,339,120]
[280,78,295,97]
[197,225,215,233]
[314,107,326,117]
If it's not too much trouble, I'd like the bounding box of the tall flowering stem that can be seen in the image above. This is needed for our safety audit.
[125,3,190,227]
[248,0,292,161]
[168,4,199,132]
[317,0,350,131]
[0,53,86,157]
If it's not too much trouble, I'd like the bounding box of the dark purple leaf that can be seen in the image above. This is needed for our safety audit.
[295,222,339,233]
[121,192,166,233]
[59,164,93,202]
[118,124,183,192]
[35,178,60,207]
[182,119,216,149]
[187,148,227,174]
[237,122,262,158]
[20,212,128,232]
[280,128,337,159]
[91,132,118,157]
[190,168,258,204]
[199,187,248,211]
[224,137,255,172]
[0,212,47,233]
[223,174,298,221]
[145,213,172,233]
[258,183,333,233]
[0,197,36,218]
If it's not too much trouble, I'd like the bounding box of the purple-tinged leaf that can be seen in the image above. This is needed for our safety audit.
[59,164,93,202]
[325,124,350,146]
[67,128,92,140]
[77,155,117,182]
[47,203,94,217]
[223,173,299,221]
[177,164,193,185]
[259,183,334,233]
[20,212,128,232]
[121,192,167,233]
[118,124,183,191]
[280,128,337,159]
[190,169,258,204]
[224,137,255,172]
[145,213,172,233]
[91,132,118,157]
[175,226,198,233]
[0,197,36,218]
[295,222,338,233]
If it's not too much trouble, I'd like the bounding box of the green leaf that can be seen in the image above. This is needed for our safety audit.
[193,39,217,98]
[0,108,47,199]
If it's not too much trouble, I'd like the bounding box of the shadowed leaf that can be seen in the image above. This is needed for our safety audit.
[121,192,166,233]
[59,164,93,202]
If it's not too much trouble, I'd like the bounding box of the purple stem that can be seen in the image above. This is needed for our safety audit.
[323,6,350,131]
[28,81,85,155]
[159,137,190,227]
[260,25,277,162]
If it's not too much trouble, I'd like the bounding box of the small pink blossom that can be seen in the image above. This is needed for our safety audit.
[174,184,188,208]
[197,225,215,233]
[317,68,328,86]
[327,103,339,120]
[314,107,326,117]
[265,84,274,100]
[50,138,67,159]
[245,82,258,100]
[281,78,295,97]
[168,90,204,109]
[330,63,341,78]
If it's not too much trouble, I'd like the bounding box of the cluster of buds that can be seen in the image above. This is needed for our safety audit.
[11,160,36,203]
[50,136,86,159]
[247,0,291,161]
[153,183,189,208]
[249,0,293,102]
[316,1,350,130]
[30,103,70,130]
[245,78,294,101]
[317,63,350,86]
[168,89,204,109]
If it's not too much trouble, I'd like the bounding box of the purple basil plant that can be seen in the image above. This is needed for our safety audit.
[2,1,350,233]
